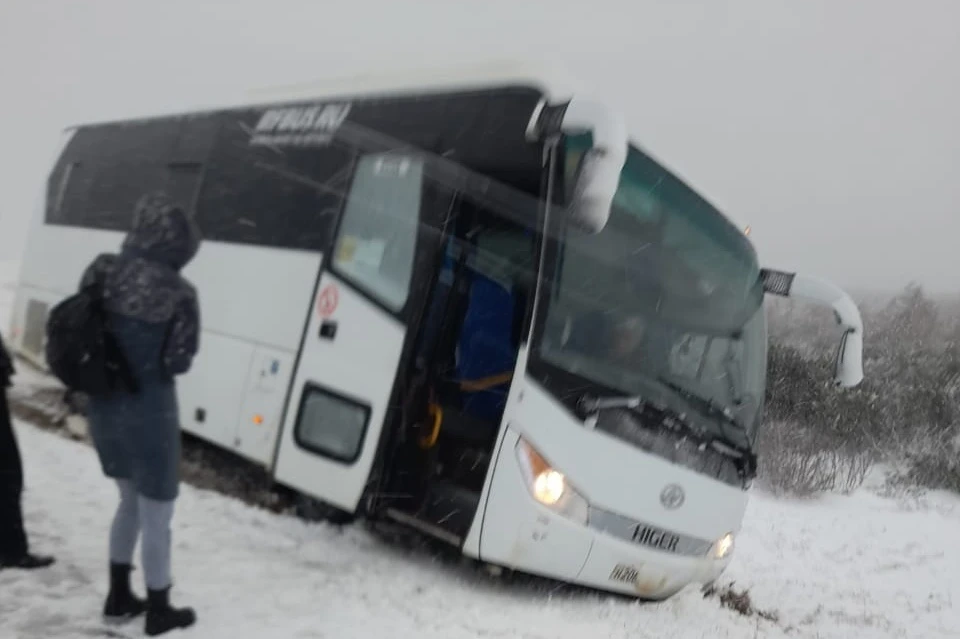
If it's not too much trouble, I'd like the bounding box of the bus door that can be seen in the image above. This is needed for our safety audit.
[271,152,453,513]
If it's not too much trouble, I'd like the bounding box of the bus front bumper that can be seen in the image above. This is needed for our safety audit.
[572,519,732,600]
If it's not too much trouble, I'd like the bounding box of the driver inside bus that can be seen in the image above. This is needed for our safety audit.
[609,314,646,362]
[567,310,647,364]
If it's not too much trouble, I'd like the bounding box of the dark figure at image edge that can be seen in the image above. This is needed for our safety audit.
[0,331,55,570]
[80,191,201,636]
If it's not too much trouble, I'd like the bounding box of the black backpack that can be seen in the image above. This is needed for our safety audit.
[45,282,139,396]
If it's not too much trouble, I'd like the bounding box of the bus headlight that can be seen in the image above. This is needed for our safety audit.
[515,437,589,524]
[712,532,735,560]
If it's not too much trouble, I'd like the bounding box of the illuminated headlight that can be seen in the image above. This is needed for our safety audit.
[515,437,589,524]
[711,532,735,560]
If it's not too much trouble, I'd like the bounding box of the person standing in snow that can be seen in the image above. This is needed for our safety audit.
[80,192,201,636]
[0,330,55,570]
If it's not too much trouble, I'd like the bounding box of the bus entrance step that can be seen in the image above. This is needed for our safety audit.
[384,508,462,547]
[420,480,482,540]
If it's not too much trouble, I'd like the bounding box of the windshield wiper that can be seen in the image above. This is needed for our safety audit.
[655,377,750,452]
[577,392,711,445]
[578,394,645,413]
[578,387,757,480]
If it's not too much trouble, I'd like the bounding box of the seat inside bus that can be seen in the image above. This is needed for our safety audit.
[415,225,532,448]
[455,268,519,421]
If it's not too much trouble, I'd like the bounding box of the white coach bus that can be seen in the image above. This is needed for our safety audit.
[6,62,864,600]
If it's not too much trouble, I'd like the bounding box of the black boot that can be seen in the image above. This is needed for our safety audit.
[103,562,145,623]
[0,553,55,570]
[145,585,196,636]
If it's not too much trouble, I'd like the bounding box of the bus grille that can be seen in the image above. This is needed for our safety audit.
[588,506,713,558]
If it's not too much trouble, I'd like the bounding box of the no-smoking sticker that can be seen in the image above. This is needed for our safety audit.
[316,284,339,318]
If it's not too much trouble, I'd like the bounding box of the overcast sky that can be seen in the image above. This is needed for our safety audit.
[0,0,956,294]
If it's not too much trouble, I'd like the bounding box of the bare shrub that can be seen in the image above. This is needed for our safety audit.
[873,425,960,499]
[895,428,960,493]
[757,420,873,497]
[905,455,960,493]
[702,582,779,622]
[833,449,874,494]
[764,284,960,498]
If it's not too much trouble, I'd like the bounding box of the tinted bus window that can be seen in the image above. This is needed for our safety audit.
[45,86,545,251]
[194,112,350,251]
[47,117,215,232]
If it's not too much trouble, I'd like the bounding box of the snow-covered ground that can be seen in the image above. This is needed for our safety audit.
[2,262,959,638]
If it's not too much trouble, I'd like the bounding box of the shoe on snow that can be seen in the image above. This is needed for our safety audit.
[145,586,196,636]
[0,553,55,570]
[103,562,146,623]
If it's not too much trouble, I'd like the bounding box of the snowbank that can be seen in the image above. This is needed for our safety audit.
[1,420,957,638]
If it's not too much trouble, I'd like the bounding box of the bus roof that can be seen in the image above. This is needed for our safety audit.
[58,59,749,241]
[63,58,580,132]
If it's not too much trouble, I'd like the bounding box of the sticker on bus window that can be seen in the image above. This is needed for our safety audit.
[353,239,386,271]
[336,236,386,276]
[336,236,358,263]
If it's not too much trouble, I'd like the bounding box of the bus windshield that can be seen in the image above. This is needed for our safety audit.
[535,138,767,448]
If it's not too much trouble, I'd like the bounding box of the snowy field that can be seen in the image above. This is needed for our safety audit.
[1,261,959,639]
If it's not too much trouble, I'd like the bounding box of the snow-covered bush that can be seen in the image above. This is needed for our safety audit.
[756,419,873,497]
[763,283,960,495]
[889,428,960,494]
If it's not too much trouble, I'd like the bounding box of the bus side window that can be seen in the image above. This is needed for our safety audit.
[47,116,217,231]
[332,153,424,312]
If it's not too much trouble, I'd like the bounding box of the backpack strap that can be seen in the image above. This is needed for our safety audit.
[88,279,141,395]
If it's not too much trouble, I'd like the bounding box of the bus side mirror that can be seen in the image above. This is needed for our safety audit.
[834,328,864,389]
[761,268,865,388]
[527,98,628,234]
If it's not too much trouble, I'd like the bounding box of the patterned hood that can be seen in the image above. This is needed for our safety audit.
[81,191,202,325]
[121,192,201,271]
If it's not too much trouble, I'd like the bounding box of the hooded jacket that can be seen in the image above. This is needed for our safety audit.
[81,192,202,501]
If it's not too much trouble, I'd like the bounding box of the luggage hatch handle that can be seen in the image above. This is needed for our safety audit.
[319,320,338,340]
